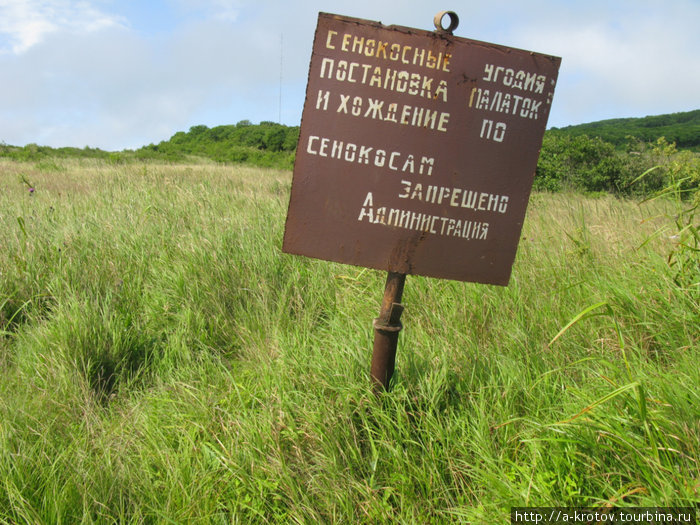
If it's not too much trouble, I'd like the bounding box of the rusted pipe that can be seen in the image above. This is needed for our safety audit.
[433,11,459,35]
[370,271,406,393]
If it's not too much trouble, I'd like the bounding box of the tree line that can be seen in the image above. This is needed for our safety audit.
[0,121,300,170]
[137,121,299,169]
[2,111,698,196]
[534,134,698,196]
[550,109,700,150]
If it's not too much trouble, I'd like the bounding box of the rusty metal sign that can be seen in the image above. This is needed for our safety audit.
[283,12,561,285]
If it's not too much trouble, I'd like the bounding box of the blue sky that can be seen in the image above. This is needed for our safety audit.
[1,0,698,150]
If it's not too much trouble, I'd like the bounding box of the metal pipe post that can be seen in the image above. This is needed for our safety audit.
[370,271,406,393]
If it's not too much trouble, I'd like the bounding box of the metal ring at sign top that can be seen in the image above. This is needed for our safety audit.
[433,11,459,34]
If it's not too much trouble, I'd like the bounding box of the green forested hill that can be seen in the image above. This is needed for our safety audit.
[0,121,300,169]
[137,120,300,169]
[550,109,700,150]
[2,111,697,171]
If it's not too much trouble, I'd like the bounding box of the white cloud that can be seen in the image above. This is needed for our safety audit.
[0,0,125,54]
[508,0,700,125]
[168,0,242,22]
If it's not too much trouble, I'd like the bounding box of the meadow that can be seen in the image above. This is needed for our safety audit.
[0,158,698,523]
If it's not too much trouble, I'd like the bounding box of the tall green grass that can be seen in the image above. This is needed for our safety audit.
[1,158,698,523]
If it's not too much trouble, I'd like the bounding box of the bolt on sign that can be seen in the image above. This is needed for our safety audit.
[283,12,561,285]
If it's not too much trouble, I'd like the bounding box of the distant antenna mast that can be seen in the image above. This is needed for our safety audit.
[278,33,283,124]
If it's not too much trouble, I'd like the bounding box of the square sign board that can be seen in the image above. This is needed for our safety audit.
[283,12,561,285]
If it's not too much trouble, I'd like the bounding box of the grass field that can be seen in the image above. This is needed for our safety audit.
[0,158,698,523]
